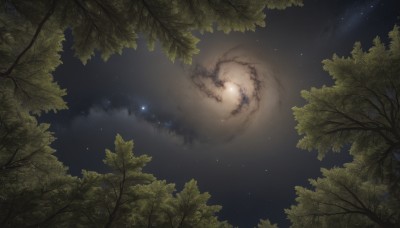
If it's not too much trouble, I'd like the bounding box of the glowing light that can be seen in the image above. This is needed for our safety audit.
[187,46,273,142]
[225,82,238,94]
[227,84,235,92]
[141,106,146,111]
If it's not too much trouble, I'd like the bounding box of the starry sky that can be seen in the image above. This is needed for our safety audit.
[41,0,400,227]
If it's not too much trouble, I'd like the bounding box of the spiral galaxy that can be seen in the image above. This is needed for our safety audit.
[103,46,282,144]
[191,47,263,119]
[181,46,281,143]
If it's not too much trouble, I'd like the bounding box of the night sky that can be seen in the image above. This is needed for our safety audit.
[41,0,400,227]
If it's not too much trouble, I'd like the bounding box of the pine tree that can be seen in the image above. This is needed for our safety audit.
[0,0,304,226]
[293,26,400,192]
[256,219,279,228]
[134,180,176,227]
[70,135,228,228]
[73,135,155,227]
[1,0,302,64]
[285,157,400,227]
[165,179,230,228]
[288,26,400,227]
[0,12,75,228]
[0,13,66,114]
[0,92,77,227]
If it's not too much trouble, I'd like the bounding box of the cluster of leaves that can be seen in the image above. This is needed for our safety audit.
[0,10,230,224]
[0,0,307,227]
[0,10,73,227]
[285,26,400,227]
[1,132,230,227]
[75,135,232,228]
[1,0,301,65]
[286,157,400,227]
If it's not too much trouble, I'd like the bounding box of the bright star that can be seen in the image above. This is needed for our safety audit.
[141,106,146,111]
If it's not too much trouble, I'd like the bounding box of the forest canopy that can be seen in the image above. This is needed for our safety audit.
[0,0,302,227]
[3,0,399,227]
[287,26,400,228]
[0,0,302,65]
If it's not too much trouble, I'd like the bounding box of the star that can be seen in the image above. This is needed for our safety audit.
[141,105,146,111]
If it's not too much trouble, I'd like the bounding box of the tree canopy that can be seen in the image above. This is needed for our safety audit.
[0,0,304,227]
[286,157,400,227]
[4,0,400,227]
[256,219,279,228]
[1,0,302,65]
[287,26,400,227]
[1,133,230,227]
[293,25,400,189]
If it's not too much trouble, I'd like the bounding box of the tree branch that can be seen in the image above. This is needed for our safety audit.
[0,0,57,78]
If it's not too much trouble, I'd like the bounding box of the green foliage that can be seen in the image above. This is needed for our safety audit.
[75,135,155,227]
[289,26,400,228]
[134,180,176,227]
[126,0,200,64]
[0,13,66,114]
[293,26,400,184]
[3,0,302,64]
[66,0,268,64]
[0,0,304,226]
[72,135,228,228]
[60,0,138,64]
[285,157,400,227]
[0,9,75,227]
[166,179,227,228]
[256,218,279,228]
[266,0,303,10]
[0,92,77,227]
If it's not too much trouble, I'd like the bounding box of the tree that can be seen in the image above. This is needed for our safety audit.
[0,92,78,227]
[288,26,400,227]
[265,0,303,9]
[256,219,279,228]
[71,135,228,228]
[293,26,400,192]
[1,0,302,65]
[73,134,155,227]
[0,0,304,226]
[164,179,230,228]
[0,12,66,114]
[285,157,400,227]
[133,179,231,228]
[134,180,176,227]
[0,13,75,227]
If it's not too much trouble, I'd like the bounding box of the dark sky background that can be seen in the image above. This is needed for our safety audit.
[41,0,400,227]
